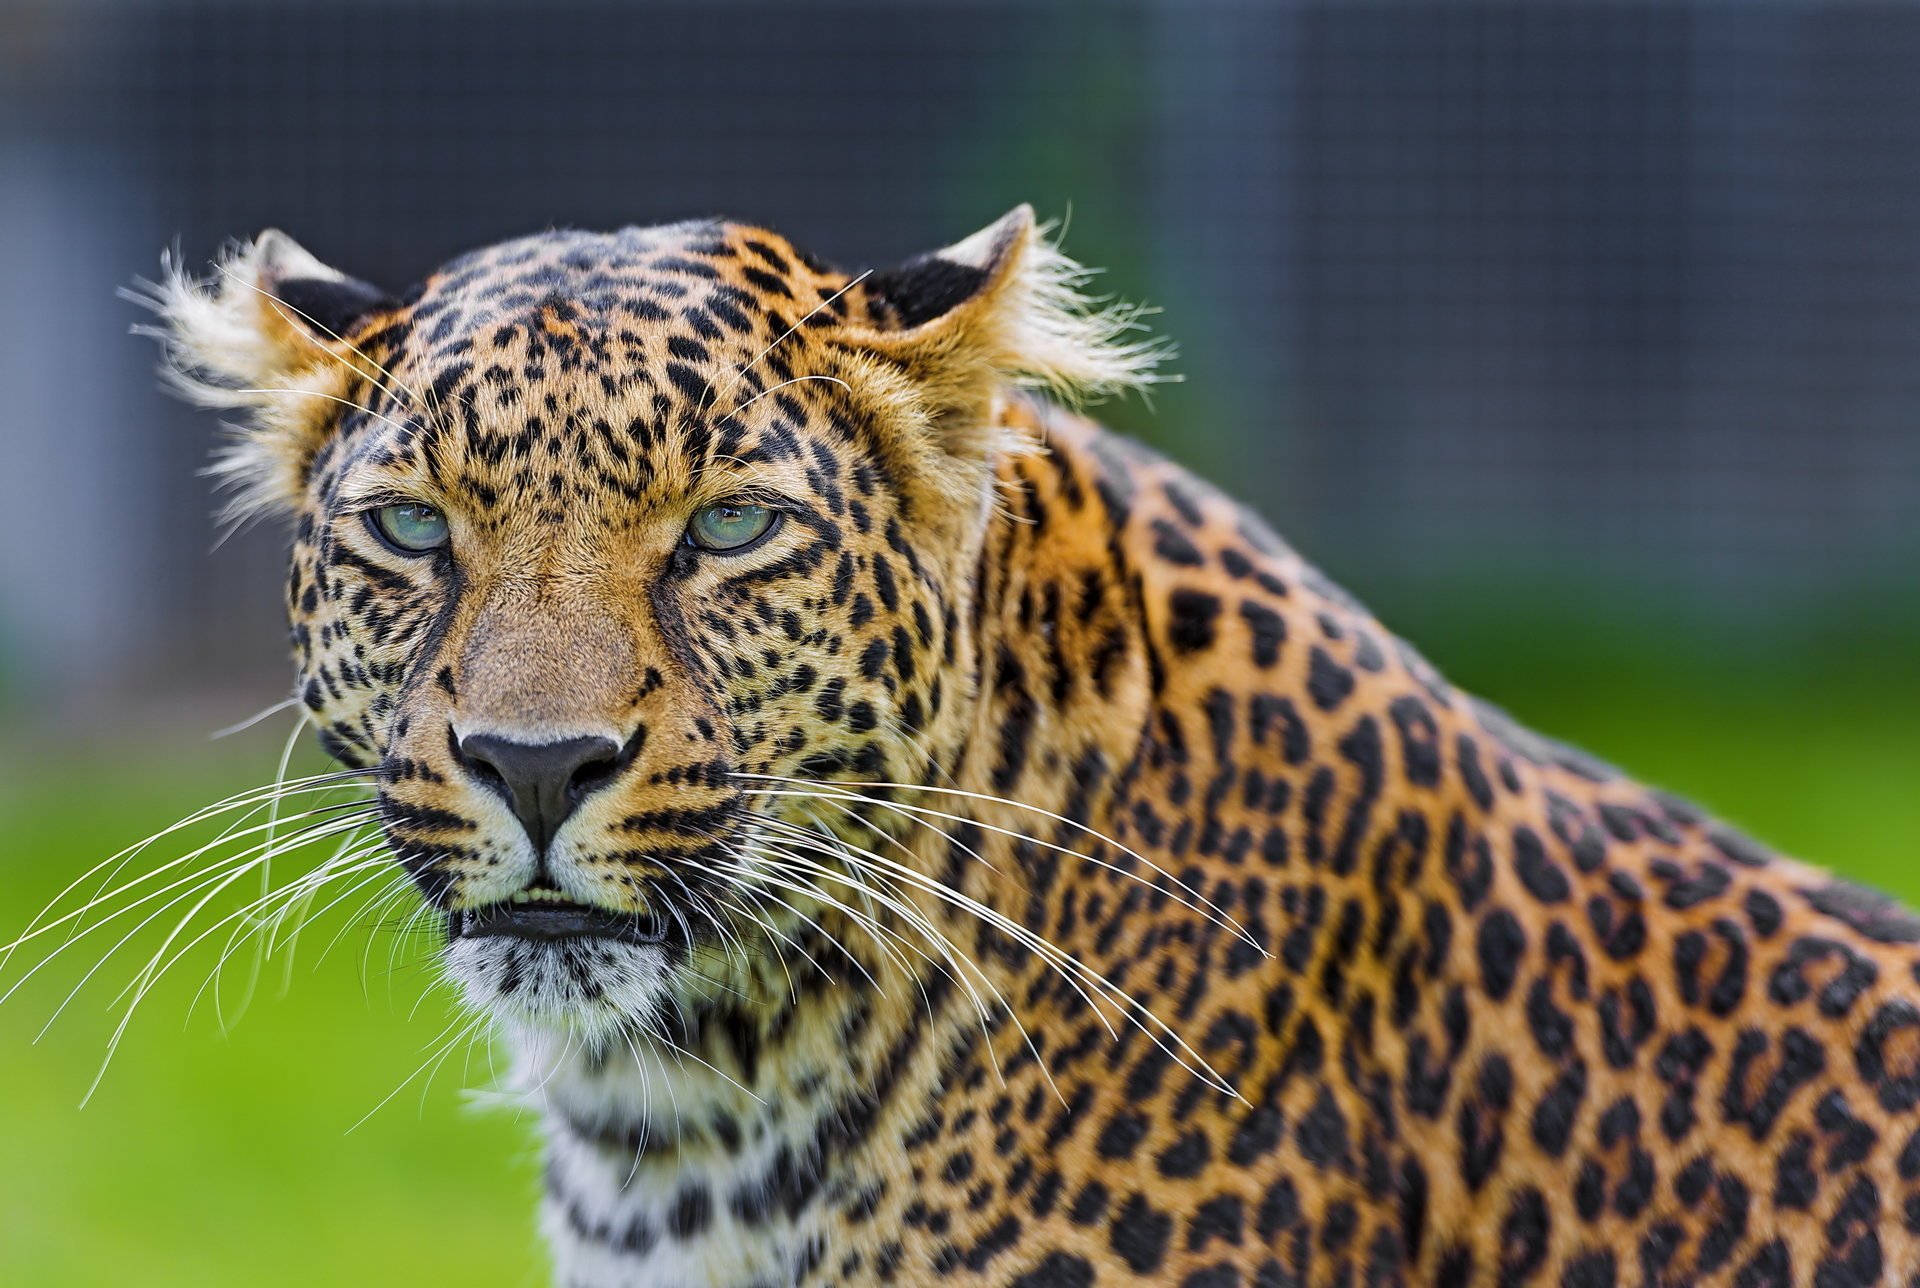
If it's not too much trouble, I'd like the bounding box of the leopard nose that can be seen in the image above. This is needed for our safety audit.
[455,732,623,854]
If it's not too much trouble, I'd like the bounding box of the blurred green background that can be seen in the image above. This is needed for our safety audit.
[0,742,544,1287]
[2,1,1917,1285]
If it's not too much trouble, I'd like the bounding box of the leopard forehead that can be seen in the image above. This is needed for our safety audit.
[320,222,906,519]
[396,221,856,402]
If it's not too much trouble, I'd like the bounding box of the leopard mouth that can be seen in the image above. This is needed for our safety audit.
[450,886,670,947]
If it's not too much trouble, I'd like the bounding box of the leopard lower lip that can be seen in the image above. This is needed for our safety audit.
[452,900,668,946]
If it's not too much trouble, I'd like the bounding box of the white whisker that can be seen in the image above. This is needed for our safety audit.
[77,818,384,1104]
[748,811,1238,1101]
[3,806,381,1009]
[709,269,871,419]
[743,773,1263,953]
[208,259,428,414]
[209,695,301,740]
[720,375,852,420]
[348,1009,491,1135]
[2,771,375,972]
[739,833,1047,1096]
[231,387,416,438]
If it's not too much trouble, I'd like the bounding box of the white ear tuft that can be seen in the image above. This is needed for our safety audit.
[129,232,318,406]
[860,205,1173,413]
[946,205,1173,404]
[125,232,389,523]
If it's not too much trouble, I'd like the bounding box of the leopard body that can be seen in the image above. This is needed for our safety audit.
[144,208,1920,1287]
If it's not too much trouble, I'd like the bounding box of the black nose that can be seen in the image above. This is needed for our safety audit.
[456,732,622,854]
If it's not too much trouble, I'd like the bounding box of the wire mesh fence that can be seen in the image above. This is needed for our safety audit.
[1,0,1915,710]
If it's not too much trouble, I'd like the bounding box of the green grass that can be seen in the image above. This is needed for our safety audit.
[0,610,1913,1286]
[0,750,543,1288]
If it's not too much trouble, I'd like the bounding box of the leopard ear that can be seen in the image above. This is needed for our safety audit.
[136,230,395,397]
[853,206,1169,439]
[131,231,398,520]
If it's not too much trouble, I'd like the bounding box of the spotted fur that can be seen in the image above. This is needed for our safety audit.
[145,207,1920,1286]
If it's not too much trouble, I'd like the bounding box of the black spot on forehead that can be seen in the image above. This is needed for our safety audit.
[404,223,797,362]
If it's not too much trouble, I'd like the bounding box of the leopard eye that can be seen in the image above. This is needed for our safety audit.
[687,502,778,553]
[368,502,450,555]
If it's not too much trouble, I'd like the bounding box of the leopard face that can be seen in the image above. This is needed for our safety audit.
[147,210,1153,1051]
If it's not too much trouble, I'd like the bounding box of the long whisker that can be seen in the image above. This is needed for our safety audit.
[2,770,376,972]
[168,848,391,1028]
[804,803,1077,1090]
[206,260,428,414]
[2,804,381,996]
[764,806,989,1011]
[749,812,1238,1100]
[76,819,384,1104]
[709,890,807,1002]
[16,855,270,1019]
[764,782,1247,947]
[678,882,759,1001]
[708,857,897,995]
[265,822,393,960]
[216,707,315,1027]
[633,1010,764,1108]
[719,374,852,420]
[727,840,1006,1050]
[262,820,394,996]
[306,862,416,968]
[362,884,438,1012]
[634,1017,685,1148]
[726,850,956,1035]
[618,1027,655,1188]
[209,695,301,740]
[20,814,382,1016]
[231,388,417,439]
[708,269,872,418]
[712,878,836,1001]
[742,772,1263,953]
[192,840,394,1027]
[827,857,950,1035]
[728,847,938,987]
[347,1009,491,1135]
[744,831,1051,1078]
[732,839,1039,1096]
[173,836,394,1002]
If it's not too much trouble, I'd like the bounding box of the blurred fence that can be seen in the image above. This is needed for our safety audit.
[1,0,1916,717]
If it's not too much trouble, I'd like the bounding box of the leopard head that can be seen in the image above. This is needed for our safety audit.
[143,209,1160,1044]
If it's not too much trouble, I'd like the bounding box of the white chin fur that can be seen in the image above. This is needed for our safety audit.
[445,936,671,1045]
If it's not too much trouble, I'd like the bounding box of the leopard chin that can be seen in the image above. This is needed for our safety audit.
[436,874,714,1043]
[443,935,677,1043]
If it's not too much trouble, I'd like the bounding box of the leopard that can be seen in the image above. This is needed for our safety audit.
[130,205,1920,1286]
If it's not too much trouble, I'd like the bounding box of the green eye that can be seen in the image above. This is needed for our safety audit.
[368,502,450,554]
[687,502,778,553]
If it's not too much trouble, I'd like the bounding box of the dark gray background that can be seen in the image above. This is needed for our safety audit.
[2,0,1915,720]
